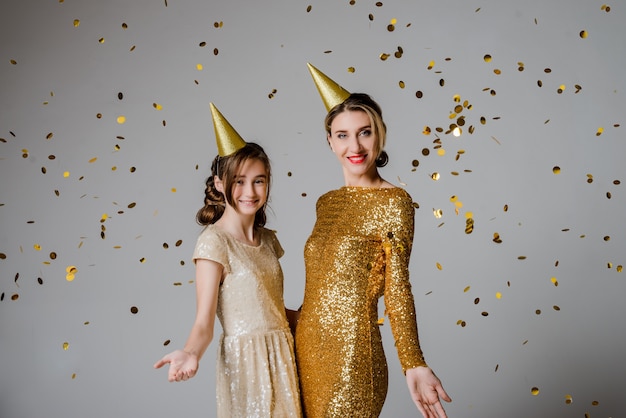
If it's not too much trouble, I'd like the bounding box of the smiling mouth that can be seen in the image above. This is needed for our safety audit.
[347,155,366,164]
[239,200,258,206]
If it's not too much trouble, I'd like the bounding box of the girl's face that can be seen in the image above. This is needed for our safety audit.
[219,158,268,216]
[327,110,378,182]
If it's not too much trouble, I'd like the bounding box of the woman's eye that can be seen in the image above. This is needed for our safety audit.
[337,133,347,139]
[360,129,371,137]
[254,179,266,184]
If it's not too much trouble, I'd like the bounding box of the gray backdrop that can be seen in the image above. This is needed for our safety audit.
[1,1,625,417]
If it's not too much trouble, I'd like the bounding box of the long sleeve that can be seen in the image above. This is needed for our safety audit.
[383,194,427,372]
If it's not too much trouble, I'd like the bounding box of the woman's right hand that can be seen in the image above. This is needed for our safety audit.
[153,349,199,382]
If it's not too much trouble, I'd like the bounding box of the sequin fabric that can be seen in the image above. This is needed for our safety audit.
[193,225,302,418]
[295,187,426,418]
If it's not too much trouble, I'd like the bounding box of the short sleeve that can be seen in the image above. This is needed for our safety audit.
[192,226,230,273]
[265,228,285,259]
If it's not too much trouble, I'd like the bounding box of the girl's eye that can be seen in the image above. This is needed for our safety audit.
[337,133,347,139]
[359,129,371,137]
[254,179,266,184]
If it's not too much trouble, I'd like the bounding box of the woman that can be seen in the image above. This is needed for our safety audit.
[295,64,451,418]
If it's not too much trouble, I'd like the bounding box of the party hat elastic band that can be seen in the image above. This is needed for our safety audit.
[307,63,351,112]
[209,103,247,157]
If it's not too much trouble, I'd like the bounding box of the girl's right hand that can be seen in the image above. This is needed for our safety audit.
[153,349,199,382]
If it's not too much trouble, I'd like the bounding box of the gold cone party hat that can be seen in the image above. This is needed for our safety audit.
[307,63,351,112]
[210,103,247,157]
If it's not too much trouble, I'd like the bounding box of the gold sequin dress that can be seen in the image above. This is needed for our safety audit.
[193,225,302,418]
[295,187,427,418]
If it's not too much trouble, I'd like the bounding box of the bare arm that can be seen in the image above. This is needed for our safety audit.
[153,259,222,382]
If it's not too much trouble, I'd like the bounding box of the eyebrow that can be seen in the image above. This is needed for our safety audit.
[333,124,371,133]
[234,173,267,179]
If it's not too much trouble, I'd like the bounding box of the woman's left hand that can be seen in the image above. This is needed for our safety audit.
[405,366,451,418]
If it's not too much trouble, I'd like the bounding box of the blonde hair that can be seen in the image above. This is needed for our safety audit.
[324,93,388,167]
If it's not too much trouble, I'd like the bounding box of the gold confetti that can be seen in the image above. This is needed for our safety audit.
[551,277,558,286]
[496,292,502,299]
[130,306,139,314]
[553,166,560,174]
[565,394,573,404]
[153,103,163,110]
[463,286,470,293]
[380,53,390,61]
[73,19,80,27]
[34,244,41,251]
[117,116,126,124]
[196,63,203,71]
[63,342,70,350]
[63,171,70,178]
[431,172,440,181]
[483,54,492,62]
[433,208,443,219]
[98,37,105,44]
[579,30,588,38]
[398,81,405,89]
[596,127,604,136]
[492,232,502,244]
[531,387,540,396]
[436,262,442,270]
[347,67,355,73]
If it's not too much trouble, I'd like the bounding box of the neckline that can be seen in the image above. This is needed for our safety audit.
[211,224,263,248]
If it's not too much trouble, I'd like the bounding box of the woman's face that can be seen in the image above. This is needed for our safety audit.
[327,110,378,182]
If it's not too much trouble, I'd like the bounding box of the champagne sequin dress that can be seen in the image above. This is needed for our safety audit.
[193,225,302,418]
[295,187,427,418]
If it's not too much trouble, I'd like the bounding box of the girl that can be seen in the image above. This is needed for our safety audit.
[154,104,301,418]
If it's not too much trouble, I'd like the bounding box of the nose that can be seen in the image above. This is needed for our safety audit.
[348,135,363,153]
[244,181,257,196]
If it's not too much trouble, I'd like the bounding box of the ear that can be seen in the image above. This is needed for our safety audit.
[214,175,224,194]
[327,133,333,151]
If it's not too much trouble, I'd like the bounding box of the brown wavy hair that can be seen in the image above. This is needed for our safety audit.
[196,142,271,228]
